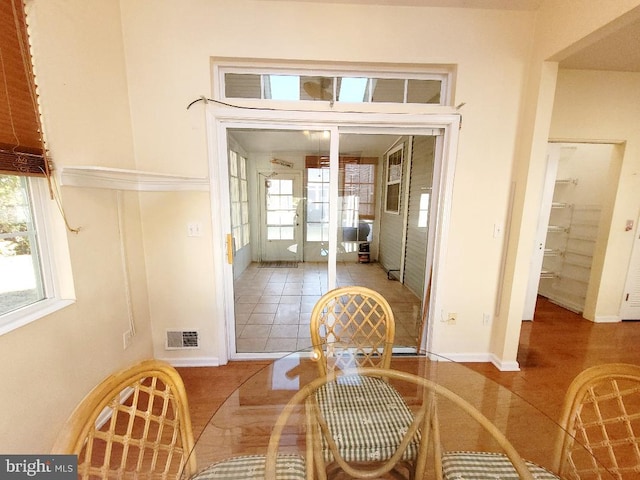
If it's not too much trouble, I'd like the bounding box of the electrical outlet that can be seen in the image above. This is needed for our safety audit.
[483,313,492,326]
[447,313,457,324]
[123,330,133,350]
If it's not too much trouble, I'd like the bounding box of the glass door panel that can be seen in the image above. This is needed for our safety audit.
[227,126,438,356]
[334,132,437,349]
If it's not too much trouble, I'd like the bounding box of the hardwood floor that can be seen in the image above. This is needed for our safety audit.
[176,295,640,478]
[465,296,640,421]
[177,296,640,437]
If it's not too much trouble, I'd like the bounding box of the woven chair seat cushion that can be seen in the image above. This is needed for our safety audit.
[192,454,306,480]
[315,374,420,463]
[442,451,560,479]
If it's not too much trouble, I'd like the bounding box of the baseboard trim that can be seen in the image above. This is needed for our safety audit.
[435,353,493,363]
[158,356,221,367]
[96,386,134,429]
[433,352,519,371]
[490,354,521,372]
[594,315,621,323]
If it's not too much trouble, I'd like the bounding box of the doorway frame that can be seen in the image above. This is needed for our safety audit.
[205,106,460,362]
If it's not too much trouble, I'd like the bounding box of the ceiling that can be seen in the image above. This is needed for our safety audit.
[558,17,640,72]
[229,129,402,157]
[258,0,543,10]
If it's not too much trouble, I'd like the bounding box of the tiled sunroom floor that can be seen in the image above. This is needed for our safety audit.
[233,261,422,354]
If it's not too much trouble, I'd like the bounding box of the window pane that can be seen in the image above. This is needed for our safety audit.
[307,203,324,223]
[300,76,333,101]
[267,196,281,209]
[230,178,239,202]
[267,211,281,225]
[281,211,295,225]
[280,227,294,240]
[407,79,441,104]
[418,193,430,227]
[308,168,324,182]
[241,181,247,202]
[279,179,293,195]
[267,179,280,194]
[307,224,323,242]
[266,75,300,100]
[267,226,281,240]
[386,183,400,213]
[229,150,238,176]
[0,175,45,316]
[337,77,369,102]
[371,78,405,103]
[225,73,262,99]
[239,156,247,179]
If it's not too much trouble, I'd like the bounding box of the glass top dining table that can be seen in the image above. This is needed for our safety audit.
[178,345,614,479]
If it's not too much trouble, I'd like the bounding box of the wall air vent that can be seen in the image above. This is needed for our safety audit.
[166,330,199,350]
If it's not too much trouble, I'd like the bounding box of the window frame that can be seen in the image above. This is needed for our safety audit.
[213,60,454,107]
[0,175,74,336]
[384,145,404,214]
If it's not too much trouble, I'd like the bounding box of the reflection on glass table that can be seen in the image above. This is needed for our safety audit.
[180,345,618,480]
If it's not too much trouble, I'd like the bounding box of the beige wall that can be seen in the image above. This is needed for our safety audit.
[3,0,640,452]
[493,0,640,364]
[550,70,640,321]
[0,0,154,453]
[119,0,537,358]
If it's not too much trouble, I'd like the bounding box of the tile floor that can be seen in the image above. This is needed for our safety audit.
[233,261,422,354]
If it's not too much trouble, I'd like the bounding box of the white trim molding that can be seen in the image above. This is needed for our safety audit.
[159,356,221,367]
[60,166,209,191]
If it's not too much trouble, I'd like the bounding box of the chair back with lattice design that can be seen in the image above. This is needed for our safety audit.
[52,359,196,479]
[556,363,640,480]
[310,286,396,376]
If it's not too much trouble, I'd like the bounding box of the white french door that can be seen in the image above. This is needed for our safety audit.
[259,172,303,262]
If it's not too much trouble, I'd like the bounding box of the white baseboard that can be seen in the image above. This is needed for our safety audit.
[95,386,134,429]
[432,352,520,371]
[594,315,621,323]
[435,353,492,363]
[489,354,521,372]
[158,356,221,367]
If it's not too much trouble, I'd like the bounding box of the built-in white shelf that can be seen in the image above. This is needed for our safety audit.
[59,166,210,192]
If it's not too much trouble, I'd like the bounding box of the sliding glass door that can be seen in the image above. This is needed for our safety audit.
[222,125,440,357]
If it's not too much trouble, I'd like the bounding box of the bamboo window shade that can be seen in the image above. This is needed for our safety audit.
[0,0,49,177]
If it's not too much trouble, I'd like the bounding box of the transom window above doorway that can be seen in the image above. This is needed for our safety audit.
[214,62,453,106]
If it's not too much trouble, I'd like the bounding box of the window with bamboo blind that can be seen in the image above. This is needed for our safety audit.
[0,0,71,334]
[0,0,48,177]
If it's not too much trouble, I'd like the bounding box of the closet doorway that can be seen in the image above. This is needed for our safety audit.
[524,142,620,320]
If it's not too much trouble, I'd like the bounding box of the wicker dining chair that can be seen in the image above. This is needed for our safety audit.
[268,367,546,480]
[52,359,197,479]
[308,286,426,478]
[309,285,396,376]
[554,363,640,480]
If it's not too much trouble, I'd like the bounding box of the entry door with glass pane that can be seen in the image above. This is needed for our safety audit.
[260,173,303,262]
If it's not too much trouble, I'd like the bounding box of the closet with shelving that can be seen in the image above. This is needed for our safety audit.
[538,144,614,314]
